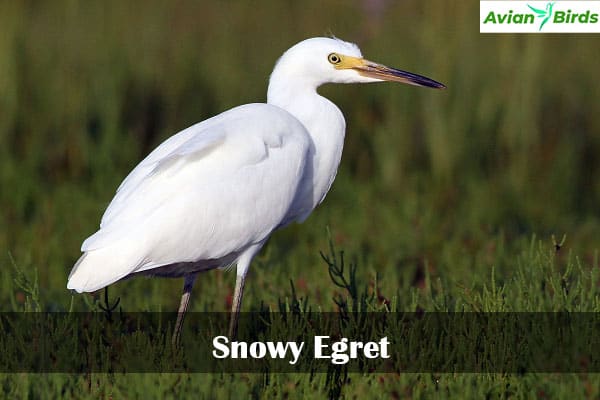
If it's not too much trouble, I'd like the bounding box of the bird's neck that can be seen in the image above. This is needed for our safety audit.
[267,81,346,210]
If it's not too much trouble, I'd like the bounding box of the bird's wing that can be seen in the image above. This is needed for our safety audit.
[80,103,310,266]
[527,4,547,16]
[99,116,227,228]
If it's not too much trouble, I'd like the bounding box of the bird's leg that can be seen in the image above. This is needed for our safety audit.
[172,273,198,346]
[228,272,247,339]
[227,243,263,339]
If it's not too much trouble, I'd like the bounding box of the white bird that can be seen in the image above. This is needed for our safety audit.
[67,37,444,342]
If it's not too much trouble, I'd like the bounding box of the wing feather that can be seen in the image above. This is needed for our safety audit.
[80,103,311,278]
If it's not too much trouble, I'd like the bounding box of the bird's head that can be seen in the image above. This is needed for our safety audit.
[269,37,445,90]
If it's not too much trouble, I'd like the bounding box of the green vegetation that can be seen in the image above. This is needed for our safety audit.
[1,1,599,398]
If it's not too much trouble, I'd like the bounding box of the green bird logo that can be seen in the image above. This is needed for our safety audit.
[528,2,555,31]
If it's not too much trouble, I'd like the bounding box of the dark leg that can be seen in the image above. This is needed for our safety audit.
[172,273,198,346]
[228,272,247,339]
[227,242,263,339]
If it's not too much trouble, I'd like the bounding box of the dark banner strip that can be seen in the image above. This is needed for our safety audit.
[1,312,599,372]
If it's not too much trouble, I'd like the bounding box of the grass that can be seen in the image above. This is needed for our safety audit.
[1,0,600,398]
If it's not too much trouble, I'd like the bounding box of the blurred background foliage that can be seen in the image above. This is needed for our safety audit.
[2,1,600,398]
[0,0,599,313]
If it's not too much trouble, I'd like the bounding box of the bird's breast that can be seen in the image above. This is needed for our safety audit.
[281,97,346,223]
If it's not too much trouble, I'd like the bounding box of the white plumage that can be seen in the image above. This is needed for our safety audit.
[69,104,309,291]
[67,37,444,340]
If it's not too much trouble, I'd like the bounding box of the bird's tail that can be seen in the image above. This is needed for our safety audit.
[67,244,143,293]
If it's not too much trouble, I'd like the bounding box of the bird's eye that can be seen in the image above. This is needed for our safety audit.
[328,53,341,64]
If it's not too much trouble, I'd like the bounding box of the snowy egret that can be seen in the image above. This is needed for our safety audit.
[67,37,445,342]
